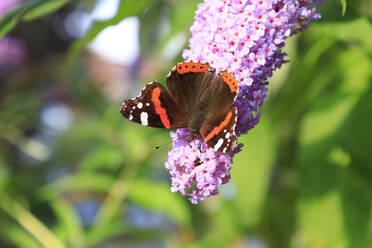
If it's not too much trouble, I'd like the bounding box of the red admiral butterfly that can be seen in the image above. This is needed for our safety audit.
[120,61,239,153]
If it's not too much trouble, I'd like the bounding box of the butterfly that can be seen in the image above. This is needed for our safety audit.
[120,61,239,153]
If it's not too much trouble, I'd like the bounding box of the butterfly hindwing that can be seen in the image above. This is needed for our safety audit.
[199,107,238,153]
[120,81,187,128]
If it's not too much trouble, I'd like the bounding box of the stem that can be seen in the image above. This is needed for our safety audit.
[85,164,139,246]
[0,192,66,248]
[94,161,139,225]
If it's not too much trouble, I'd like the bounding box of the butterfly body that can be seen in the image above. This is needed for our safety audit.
[120,61,239,154]
[187,89,212,141]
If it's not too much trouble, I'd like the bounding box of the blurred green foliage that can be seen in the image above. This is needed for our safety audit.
[0,0,371,247]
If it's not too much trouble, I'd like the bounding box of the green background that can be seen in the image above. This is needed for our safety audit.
[0,0,371,247]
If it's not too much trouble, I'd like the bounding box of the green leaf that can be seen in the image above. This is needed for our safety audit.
[86,219,127,247]
[297,136,372,248]
[232,116,276,228]
[0,157,10,189]
[78,145,123,170]
[40,172,115,199]
[192,204,239,248]
[67,0,150,66]
[51,199,85,247]
[298,191,348,248]
[296,47,372,248]
[0,15,19,37]
[340,89,372,176]
[0,192,66,248]
[127,180,191,226]
[300,46,371,145]
[340,0,346,16]
[0,5,26,37]
[0,0,71,37]
[312,18,372,55]
[22,0,71,21]
[1,224,42,248]
[339,168,372,248]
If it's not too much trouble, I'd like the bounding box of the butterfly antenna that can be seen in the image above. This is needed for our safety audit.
[153,140,174,150]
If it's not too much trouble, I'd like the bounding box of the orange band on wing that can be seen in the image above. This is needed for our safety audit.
[173,61,213,74]
[221,71,239,93]
[151,87,171,128]
[204,111,233,142]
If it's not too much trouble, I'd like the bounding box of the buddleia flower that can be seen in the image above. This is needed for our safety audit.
[166,0,321,203]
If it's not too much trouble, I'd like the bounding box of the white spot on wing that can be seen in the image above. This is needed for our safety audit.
[140,112,148,126]
[129,115,133,120]
[137,102,143,109]
[225,132,230,139]
[214,138,224,151]
[223,147,227,153]
[146,103,150,107]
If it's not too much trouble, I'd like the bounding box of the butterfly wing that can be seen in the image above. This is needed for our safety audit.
[166,62,217,116]
[120,81,187,128]
[199,107,238,153]
[201,70,239,121]
[166,62,239,120]
[199,71,239,153]
[166,61,239,153]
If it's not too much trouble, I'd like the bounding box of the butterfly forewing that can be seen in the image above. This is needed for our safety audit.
[168,63,238,114]
[120,81,187,128]
[166,62,216,115]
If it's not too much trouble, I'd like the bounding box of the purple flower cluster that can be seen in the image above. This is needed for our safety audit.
[166,129,233,204]
[166,0,320,203]
[184,0,320,135]
[0,0,22,16]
